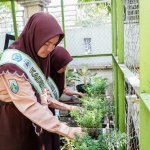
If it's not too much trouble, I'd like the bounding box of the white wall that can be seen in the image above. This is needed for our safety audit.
[65,25,112,67]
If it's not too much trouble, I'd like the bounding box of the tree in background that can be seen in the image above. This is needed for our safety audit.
[0,1,18,12]
[75,0,111,27]
[77,0,111,15]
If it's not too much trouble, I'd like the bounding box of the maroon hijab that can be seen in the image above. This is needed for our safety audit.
[6,12,64,78]
[0,12,64,103]
[50,46,73,96]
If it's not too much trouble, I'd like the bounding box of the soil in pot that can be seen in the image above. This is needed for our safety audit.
[87,128,101,140]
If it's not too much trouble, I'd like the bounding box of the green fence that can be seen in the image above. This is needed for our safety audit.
[112,0,150,149]
[1,0,150,149]
[0,0,18,39]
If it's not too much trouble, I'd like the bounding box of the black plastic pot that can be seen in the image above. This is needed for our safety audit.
[76,84,85,93]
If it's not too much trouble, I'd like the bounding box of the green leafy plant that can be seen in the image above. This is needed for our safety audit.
[72,133,100,150]
[98,130,127,150]
[70,97,103,139]
[70,108,102,129]
[0,1,18,12]
[79,96,114,117]
[82,76,108,96]
[61,130,127,150]
[65,66,80,86]
[77,0,111,16]
[61,133,100,150]
[75,65,97,84]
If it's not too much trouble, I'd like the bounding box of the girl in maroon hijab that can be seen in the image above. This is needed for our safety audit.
[41,46,85,150]
[0,12,83,150]
[50,46,84,97]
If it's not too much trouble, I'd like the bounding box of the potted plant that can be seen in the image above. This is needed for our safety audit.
[61,76,127,149]
[70,107,102,138]
[70,130,127,150]
[79,96,114,118]
[61,93,126,149]
[61,133,100,150]
[61,128,127,150]
[82,76,109,96]
[65,66,80,86]
[70,95,105,139]
[75,65,97,93]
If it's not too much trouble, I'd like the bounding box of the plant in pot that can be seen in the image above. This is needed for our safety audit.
[98,130,127,150]
[70,95,106,139]
[60,66,79,101]
[75,65,97,93]
[79,96,114,118]
[61,133,100,150]
[61,129,127,150]
[62,95,127,150]
[70,107,103,139]
[64,101,126,150]
[82,76,109,97]
[70,130,127,150]
[78,96,115,128]
[81,77,115,127]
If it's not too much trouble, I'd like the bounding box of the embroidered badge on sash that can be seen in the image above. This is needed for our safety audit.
[23,59,31,69]
[12,53,22,62]
[9,80,19,93]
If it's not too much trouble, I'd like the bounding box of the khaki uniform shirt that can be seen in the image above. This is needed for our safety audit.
[0,74,73,138]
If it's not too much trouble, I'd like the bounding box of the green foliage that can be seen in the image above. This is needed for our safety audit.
[62,131,127,150]
[98,130,127,150]
[75,65,96,84]
[65,66,80,84]
[0,2,11,12]
[77,0,111,16]
[72,133,100,150]
[70,107,102,128]
[65,71,127,150]
[82,76,108,96]
[61,133,100,150]
[79,96,114,116]
[0,1,18,12]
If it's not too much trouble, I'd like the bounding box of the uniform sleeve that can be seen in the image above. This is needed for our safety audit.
[63,86,83,97]
[48,96,72,111]
[3,74,70,137]
[63,87,76,96]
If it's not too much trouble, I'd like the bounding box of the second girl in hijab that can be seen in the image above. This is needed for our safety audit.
[41,46,85,150]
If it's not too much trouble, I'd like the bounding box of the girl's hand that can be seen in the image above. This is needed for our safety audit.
[66,127,85,140]
[78,92,85,98]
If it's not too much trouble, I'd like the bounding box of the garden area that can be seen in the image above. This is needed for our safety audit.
[59,65,127,150]
[1,0,150,149]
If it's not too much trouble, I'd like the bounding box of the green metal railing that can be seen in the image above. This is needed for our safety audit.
[11,0,18,39]
[2,0,150,149]
[0,0,18,39]
[112,0,150,149]
[139,0,150,149]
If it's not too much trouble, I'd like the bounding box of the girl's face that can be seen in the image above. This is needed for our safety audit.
[37,35,60,58]
[57,65,67,74]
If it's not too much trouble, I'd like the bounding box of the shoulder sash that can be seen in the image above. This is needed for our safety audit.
[0,49,59,100]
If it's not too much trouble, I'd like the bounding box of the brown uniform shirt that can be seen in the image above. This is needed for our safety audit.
[0,74,73,138]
